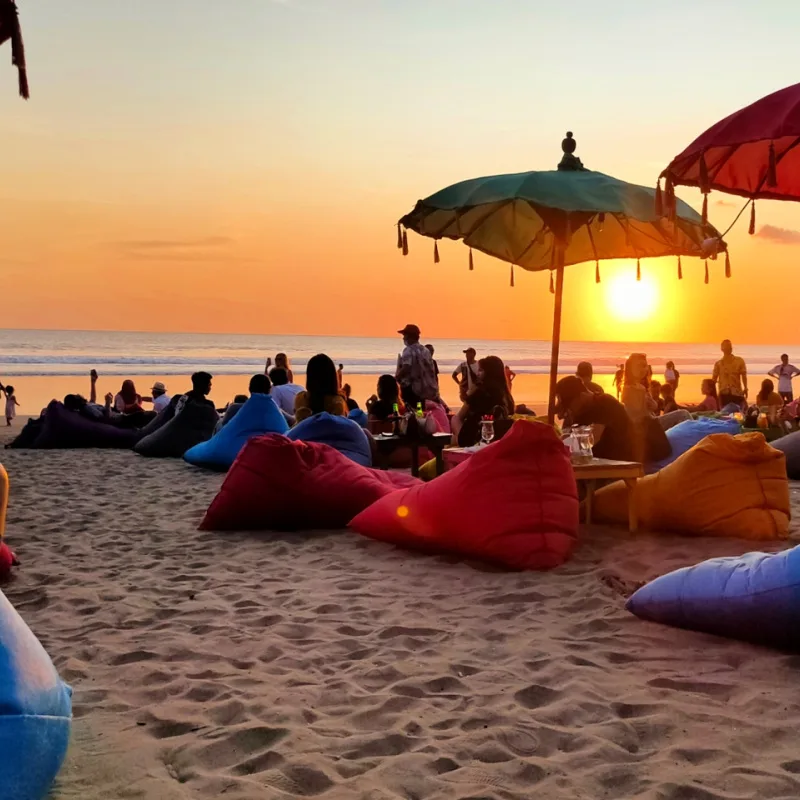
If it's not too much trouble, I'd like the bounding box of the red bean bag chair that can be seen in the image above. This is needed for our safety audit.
[200,435,420,531]
[350,421,579,570]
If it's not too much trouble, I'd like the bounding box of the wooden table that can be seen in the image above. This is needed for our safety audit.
[373,432,453,478]
[573,458,644,532]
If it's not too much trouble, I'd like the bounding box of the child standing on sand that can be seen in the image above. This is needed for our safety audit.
[3,385,19,426]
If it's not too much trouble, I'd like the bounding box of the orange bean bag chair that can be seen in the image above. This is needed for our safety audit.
[593,432,790,540]
[349,421,579,570]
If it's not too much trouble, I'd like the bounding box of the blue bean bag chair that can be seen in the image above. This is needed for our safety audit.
[627,546,800,649]
[184,393,288,471]
[348,409,369,429]
[771,430,800,479]
[0,589,72,799]
[646,417,742,473]
[288,412,372,467]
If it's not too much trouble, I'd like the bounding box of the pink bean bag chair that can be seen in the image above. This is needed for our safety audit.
[200,435,420,531]
[350,421,579,570]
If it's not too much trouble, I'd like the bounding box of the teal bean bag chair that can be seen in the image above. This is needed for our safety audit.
[287,412,372,467]
[0,589,72,799]
[184,393,288,471]
[646,417,742,474]
[627,546,800,650]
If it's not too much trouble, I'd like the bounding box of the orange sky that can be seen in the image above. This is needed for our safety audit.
[2,1,800,344]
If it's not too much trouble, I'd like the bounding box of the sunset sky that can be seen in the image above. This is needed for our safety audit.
[2,0,799,343]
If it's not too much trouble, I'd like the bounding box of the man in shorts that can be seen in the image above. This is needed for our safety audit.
[712,340,747,409]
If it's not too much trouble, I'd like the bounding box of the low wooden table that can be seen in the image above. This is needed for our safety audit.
[574,458,644,532]
[373,432,452,478]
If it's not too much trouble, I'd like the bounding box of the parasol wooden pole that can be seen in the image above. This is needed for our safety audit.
[547,255,565,425]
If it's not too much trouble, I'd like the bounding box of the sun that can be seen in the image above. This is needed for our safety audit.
[604,271,659,323]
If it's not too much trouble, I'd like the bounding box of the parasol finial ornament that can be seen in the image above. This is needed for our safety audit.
[0,0,28,99]
[557,131,587,171]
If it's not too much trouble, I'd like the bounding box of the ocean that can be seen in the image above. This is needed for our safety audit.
[1,329,797,413]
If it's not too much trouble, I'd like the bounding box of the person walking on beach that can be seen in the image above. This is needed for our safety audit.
[452,347,480,401]
[768,354,800,403]
[266,353,294,383]
[504,363,517,389]
[396,324,438,407]
[664,360,680,391]
[712,339,748,409]
[612,363,624,399]
[3,384,19,425]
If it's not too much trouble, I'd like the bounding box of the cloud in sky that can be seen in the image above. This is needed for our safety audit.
[714,199,737,208]
[106,236,242,262]
[755,225,800,245]
[110,236,233,251]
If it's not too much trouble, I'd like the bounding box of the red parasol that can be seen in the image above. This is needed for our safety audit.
[658,83,800,230]
[0,0,27,99]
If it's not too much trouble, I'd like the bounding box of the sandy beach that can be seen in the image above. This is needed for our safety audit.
[2,422,800,799]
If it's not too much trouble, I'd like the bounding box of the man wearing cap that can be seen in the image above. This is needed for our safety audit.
[150,381,171,413]
[396,324,439,407]
[555,375,633,462]
[452,347,481,402]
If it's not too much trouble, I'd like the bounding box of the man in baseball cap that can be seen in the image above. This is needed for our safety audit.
[396,324,438,406]
[397,323,421,340]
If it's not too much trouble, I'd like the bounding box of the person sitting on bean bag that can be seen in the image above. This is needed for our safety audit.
[184,375,288,471]
[294,354,348,424]
[451,356,515,447]
[366,375,406,433]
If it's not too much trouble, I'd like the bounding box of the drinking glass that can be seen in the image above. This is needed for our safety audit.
[480,419,494,446]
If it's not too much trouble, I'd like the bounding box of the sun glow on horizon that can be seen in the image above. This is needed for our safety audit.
[604,272,659,324]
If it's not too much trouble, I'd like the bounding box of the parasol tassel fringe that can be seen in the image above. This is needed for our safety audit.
[433,241,440,263]
[655,180,663,216]
[636,258,641,282]
[699,152,710,193]
[510,264,515,288]
[664,176,676,221]
[9,4,28,100]
[468,248,474,271]
[597,212,605,232]
[749,201,756,235]
[725,250,731,278]
[402,229,408,256]
[595,260,600,283]
[549,271,554,294]
[768,142,778,188]
[704,260,709,284]
[701,194,708,225]
[396,223,403,249]
[678,255,682,280]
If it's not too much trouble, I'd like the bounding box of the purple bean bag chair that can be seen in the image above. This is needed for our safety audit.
[33,401,140,449]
